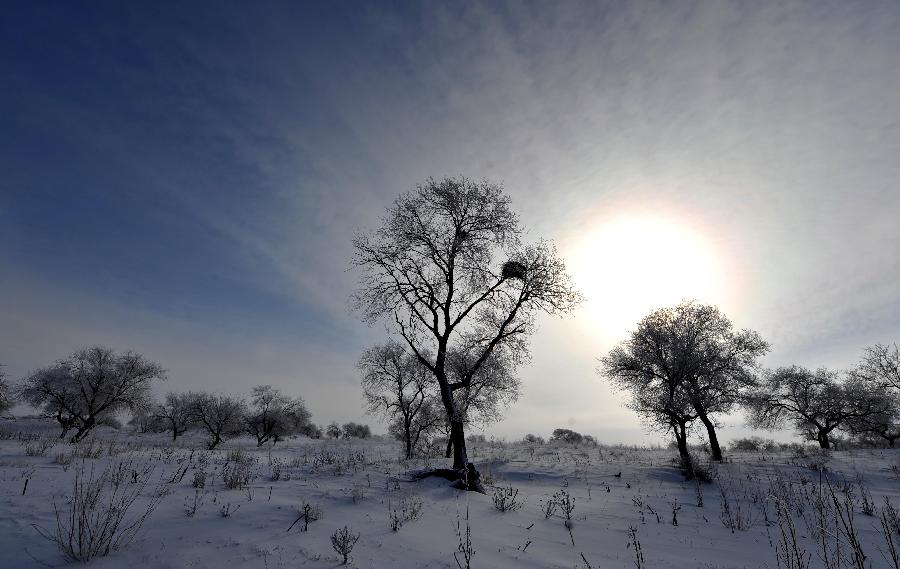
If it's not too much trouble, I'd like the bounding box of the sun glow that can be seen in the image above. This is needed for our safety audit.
[569,213,730,345]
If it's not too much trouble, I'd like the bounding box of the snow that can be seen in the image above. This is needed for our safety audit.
[1,419,898,569]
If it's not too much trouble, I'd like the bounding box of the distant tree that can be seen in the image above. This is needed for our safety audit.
[18,347,165,442]
[188,392,246,450]
[128,405,166,433]
[341,422,371,439]
[245,385,312,446]
[745,366,877,449]
[326,421,342,439]
[551,428,583,445]
[298,422,323,439]
[599,302,767,461]
[0,365,14,416]
[155,392,196,441]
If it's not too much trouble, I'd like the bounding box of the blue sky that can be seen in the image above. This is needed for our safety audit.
[3,1,900,442]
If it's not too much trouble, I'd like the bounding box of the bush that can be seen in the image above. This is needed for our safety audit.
[729,437,779,452]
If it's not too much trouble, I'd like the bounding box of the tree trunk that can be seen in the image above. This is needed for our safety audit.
[673,423,689,460]
[449,419,467,471]
[817,431,831,449]
[698,413,723,461]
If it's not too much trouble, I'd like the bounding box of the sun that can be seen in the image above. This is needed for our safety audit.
[568,213,730,344]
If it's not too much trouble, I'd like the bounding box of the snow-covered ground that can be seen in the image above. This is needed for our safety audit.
[1,419,899,569]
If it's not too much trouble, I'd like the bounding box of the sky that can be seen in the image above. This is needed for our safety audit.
[2,1,900,444]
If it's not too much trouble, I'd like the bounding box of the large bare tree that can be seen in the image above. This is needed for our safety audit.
[19,347,164,442]
[600,302,768,461]
[352,177,580,486]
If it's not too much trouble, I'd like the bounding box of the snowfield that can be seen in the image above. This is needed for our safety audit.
[1,420,899,569]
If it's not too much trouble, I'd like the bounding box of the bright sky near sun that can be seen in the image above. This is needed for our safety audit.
[2,1,900,443]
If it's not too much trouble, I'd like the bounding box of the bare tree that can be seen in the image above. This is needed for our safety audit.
[188,392,246,450]
[359,342,440,459]
[855,343,900,392]
[18,347,165,442]
[745,366,875,449]
[601,341,699,460]
[0,365,14,417]
[245,385,312,446]
[154,392,196,441]
[599,302,767,460]
[352,177,580,486]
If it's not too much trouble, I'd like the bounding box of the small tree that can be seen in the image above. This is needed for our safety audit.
[352,177,580,485]
[359,342,441,458]
[326,421,342,439]
[155,392,196,441]
[19,347,165,442]
[745,366,872,449]
[188,392,246,450]
[245,385,312,446]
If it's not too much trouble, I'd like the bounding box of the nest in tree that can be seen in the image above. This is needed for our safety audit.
[502,261,527,280]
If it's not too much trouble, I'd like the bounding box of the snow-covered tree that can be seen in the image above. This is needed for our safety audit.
[245,385,312,446]
[188,392,246,450]
[19,347,164,442]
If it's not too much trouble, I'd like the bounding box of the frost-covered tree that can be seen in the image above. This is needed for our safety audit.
[599,302,768,461]
[0,365,14,417]
[155,392,196,441]
[188,392,246,450]
[353,177,580,487]
[359,342,441,458]
[847,344,900,446]
[245,385,312,446]
[745,366,877,449]
[341,422,371,439]
[326,421,342,439]
[19,347,165,442]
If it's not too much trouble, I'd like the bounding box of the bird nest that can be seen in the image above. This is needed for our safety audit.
[502,261,527,280]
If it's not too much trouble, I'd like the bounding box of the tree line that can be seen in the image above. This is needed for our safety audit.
[3,346,370,448]
[599,301,900,461]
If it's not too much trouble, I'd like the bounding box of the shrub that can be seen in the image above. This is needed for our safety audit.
[492,485,525,512]
[32,462,161,562]
[330,526,360,564]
